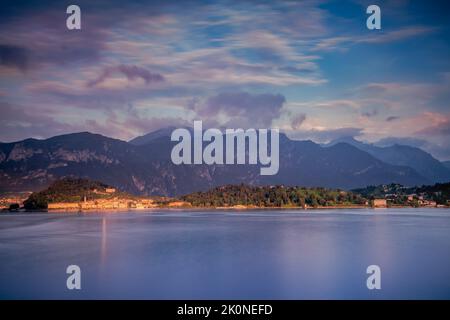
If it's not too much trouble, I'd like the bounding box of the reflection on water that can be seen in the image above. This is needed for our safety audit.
[101,217,107,268]
[0,208,450,299]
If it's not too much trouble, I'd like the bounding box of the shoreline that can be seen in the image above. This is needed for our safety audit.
[2,204,449,214]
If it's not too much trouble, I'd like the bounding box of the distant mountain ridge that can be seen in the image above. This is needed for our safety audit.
[326,136,450,183]
[129,127,178,146]
[0,129,432,196]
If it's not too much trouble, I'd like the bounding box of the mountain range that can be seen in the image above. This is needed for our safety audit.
[326,136,450,183]
[1,129,448,196]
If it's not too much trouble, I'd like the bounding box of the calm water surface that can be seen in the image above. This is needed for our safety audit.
[1,208,450,299]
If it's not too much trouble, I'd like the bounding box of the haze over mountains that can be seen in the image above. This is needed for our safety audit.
[0,128,448,196]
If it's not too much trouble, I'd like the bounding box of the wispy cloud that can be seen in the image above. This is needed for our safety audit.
[386,116,400,122]
[312,26,436,51]
[287,127,364,143]
[87,65,165,88]
[415,112,450,136]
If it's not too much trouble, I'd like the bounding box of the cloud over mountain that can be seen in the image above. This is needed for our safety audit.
[189,92,286,128]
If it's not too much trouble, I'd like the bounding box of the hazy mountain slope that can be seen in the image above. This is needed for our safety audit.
[129,127,177,146]
[443,161,450,170]
[327,137,450,183]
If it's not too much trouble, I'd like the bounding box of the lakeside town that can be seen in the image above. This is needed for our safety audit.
[0,178,449,212]
[0,179,192,212]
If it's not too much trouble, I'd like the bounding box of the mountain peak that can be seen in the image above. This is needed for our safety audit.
[130,126,292,146]
[326,136,450,183]
[129,127,178,146]
[326,136,365,147]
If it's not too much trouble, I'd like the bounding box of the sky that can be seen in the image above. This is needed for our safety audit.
[0,0,449,159]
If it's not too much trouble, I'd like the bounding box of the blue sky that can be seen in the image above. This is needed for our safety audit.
[0,0,449,159]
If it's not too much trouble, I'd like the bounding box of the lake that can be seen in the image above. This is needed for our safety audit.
[1,208,450,299]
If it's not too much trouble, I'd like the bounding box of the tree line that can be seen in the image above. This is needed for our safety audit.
[181,184,367,207]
